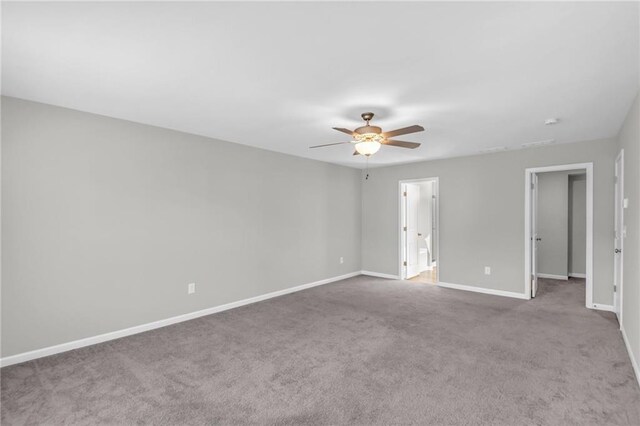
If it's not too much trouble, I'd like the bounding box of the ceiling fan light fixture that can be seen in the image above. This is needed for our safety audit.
[311,112,424,157]
[355,140,381,156]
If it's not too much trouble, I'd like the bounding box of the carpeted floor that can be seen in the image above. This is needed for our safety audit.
[2,276,639,425]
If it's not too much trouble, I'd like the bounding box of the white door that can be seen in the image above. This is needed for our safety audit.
[531,173,540,298]
[405,183,420,278]
[614,151,624,321]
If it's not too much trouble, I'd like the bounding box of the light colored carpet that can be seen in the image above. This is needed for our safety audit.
[2,276,639,425]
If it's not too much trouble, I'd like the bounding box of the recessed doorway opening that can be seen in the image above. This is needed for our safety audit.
[524,163,598,309]
[399,178,439,284]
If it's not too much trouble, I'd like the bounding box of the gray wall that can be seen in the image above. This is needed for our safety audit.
[617,92,640,377]
[362,138,617,303]
[537,172,569,278]
[569,175,587,275]
[1,97,362,357]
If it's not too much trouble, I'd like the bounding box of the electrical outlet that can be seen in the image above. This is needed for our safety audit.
[188,283,196,294]
[340,257,344,264]
[484,267,491,275]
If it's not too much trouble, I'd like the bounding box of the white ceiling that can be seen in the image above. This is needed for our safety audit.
[3,2,638,168]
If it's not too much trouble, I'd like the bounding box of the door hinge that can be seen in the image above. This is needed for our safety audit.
[614,285,617,292]
[403,191,407,197]
[403,226,407,231]
[403,261,407,266]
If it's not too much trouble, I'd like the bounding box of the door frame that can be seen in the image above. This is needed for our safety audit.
[398,177,440,281]
[531,173,539,297]
[524,163,593,307]
[614,149,624,325]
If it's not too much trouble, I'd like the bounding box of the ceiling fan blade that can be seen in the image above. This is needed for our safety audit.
[309,142,351,149]
[383,139,421,149]
[383,125,425,138]
[353,150,360,156]
[333,127,355,136]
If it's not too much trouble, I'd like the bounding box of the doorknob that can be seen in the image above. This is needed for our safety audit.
[615,248,622,254]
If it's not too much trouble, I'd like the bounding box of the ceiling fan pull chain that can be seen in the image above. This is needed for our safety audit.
[365,156,370,180]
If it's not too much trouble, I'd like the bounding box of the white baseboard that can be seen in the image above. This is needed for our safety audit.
[569,273,586,278]
[0,271,361,368]
[438,282,529,300]
[537,273,569,280]
[590,303,615,312]
[360,270,400,280]
[621,326,640,389]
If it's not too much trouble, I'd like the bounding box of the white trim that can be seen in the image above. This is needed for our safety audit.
[398,177,440,282]
[524,162,594,308]
[361,270,400,280]
[591,303,615,312]
[614,149,624,325]
[621,326,640,388]
[438,282,529,300]
[0,271,361,368]
[569,273,586,279]
[536,273,569,280]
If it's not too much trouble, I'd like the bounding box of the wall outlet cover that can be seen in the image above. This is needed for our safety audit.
[188,283,196,294]
[484,267,491,275]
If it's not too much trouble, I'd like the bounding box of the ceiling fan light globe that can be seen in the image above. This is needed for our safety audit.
[355,141,381,156]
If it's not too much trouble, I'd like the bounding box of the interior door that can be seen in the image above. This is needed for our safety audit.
[431,191,437,263]
[614,152,624,320]
[531,173,539,298]
[405,183,420,278]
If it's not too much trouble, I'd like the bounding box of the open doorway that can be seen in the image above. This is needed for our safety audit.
[525,163,597,309]
[399,178,439,284]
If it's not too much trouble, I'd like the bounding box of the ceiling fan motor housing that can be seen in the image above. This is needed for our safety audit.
[355,125,383,136]
[355,112,383,138]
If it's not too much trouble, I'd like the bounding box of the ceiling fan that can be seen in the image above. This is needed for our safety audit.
[310,112,425,156]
